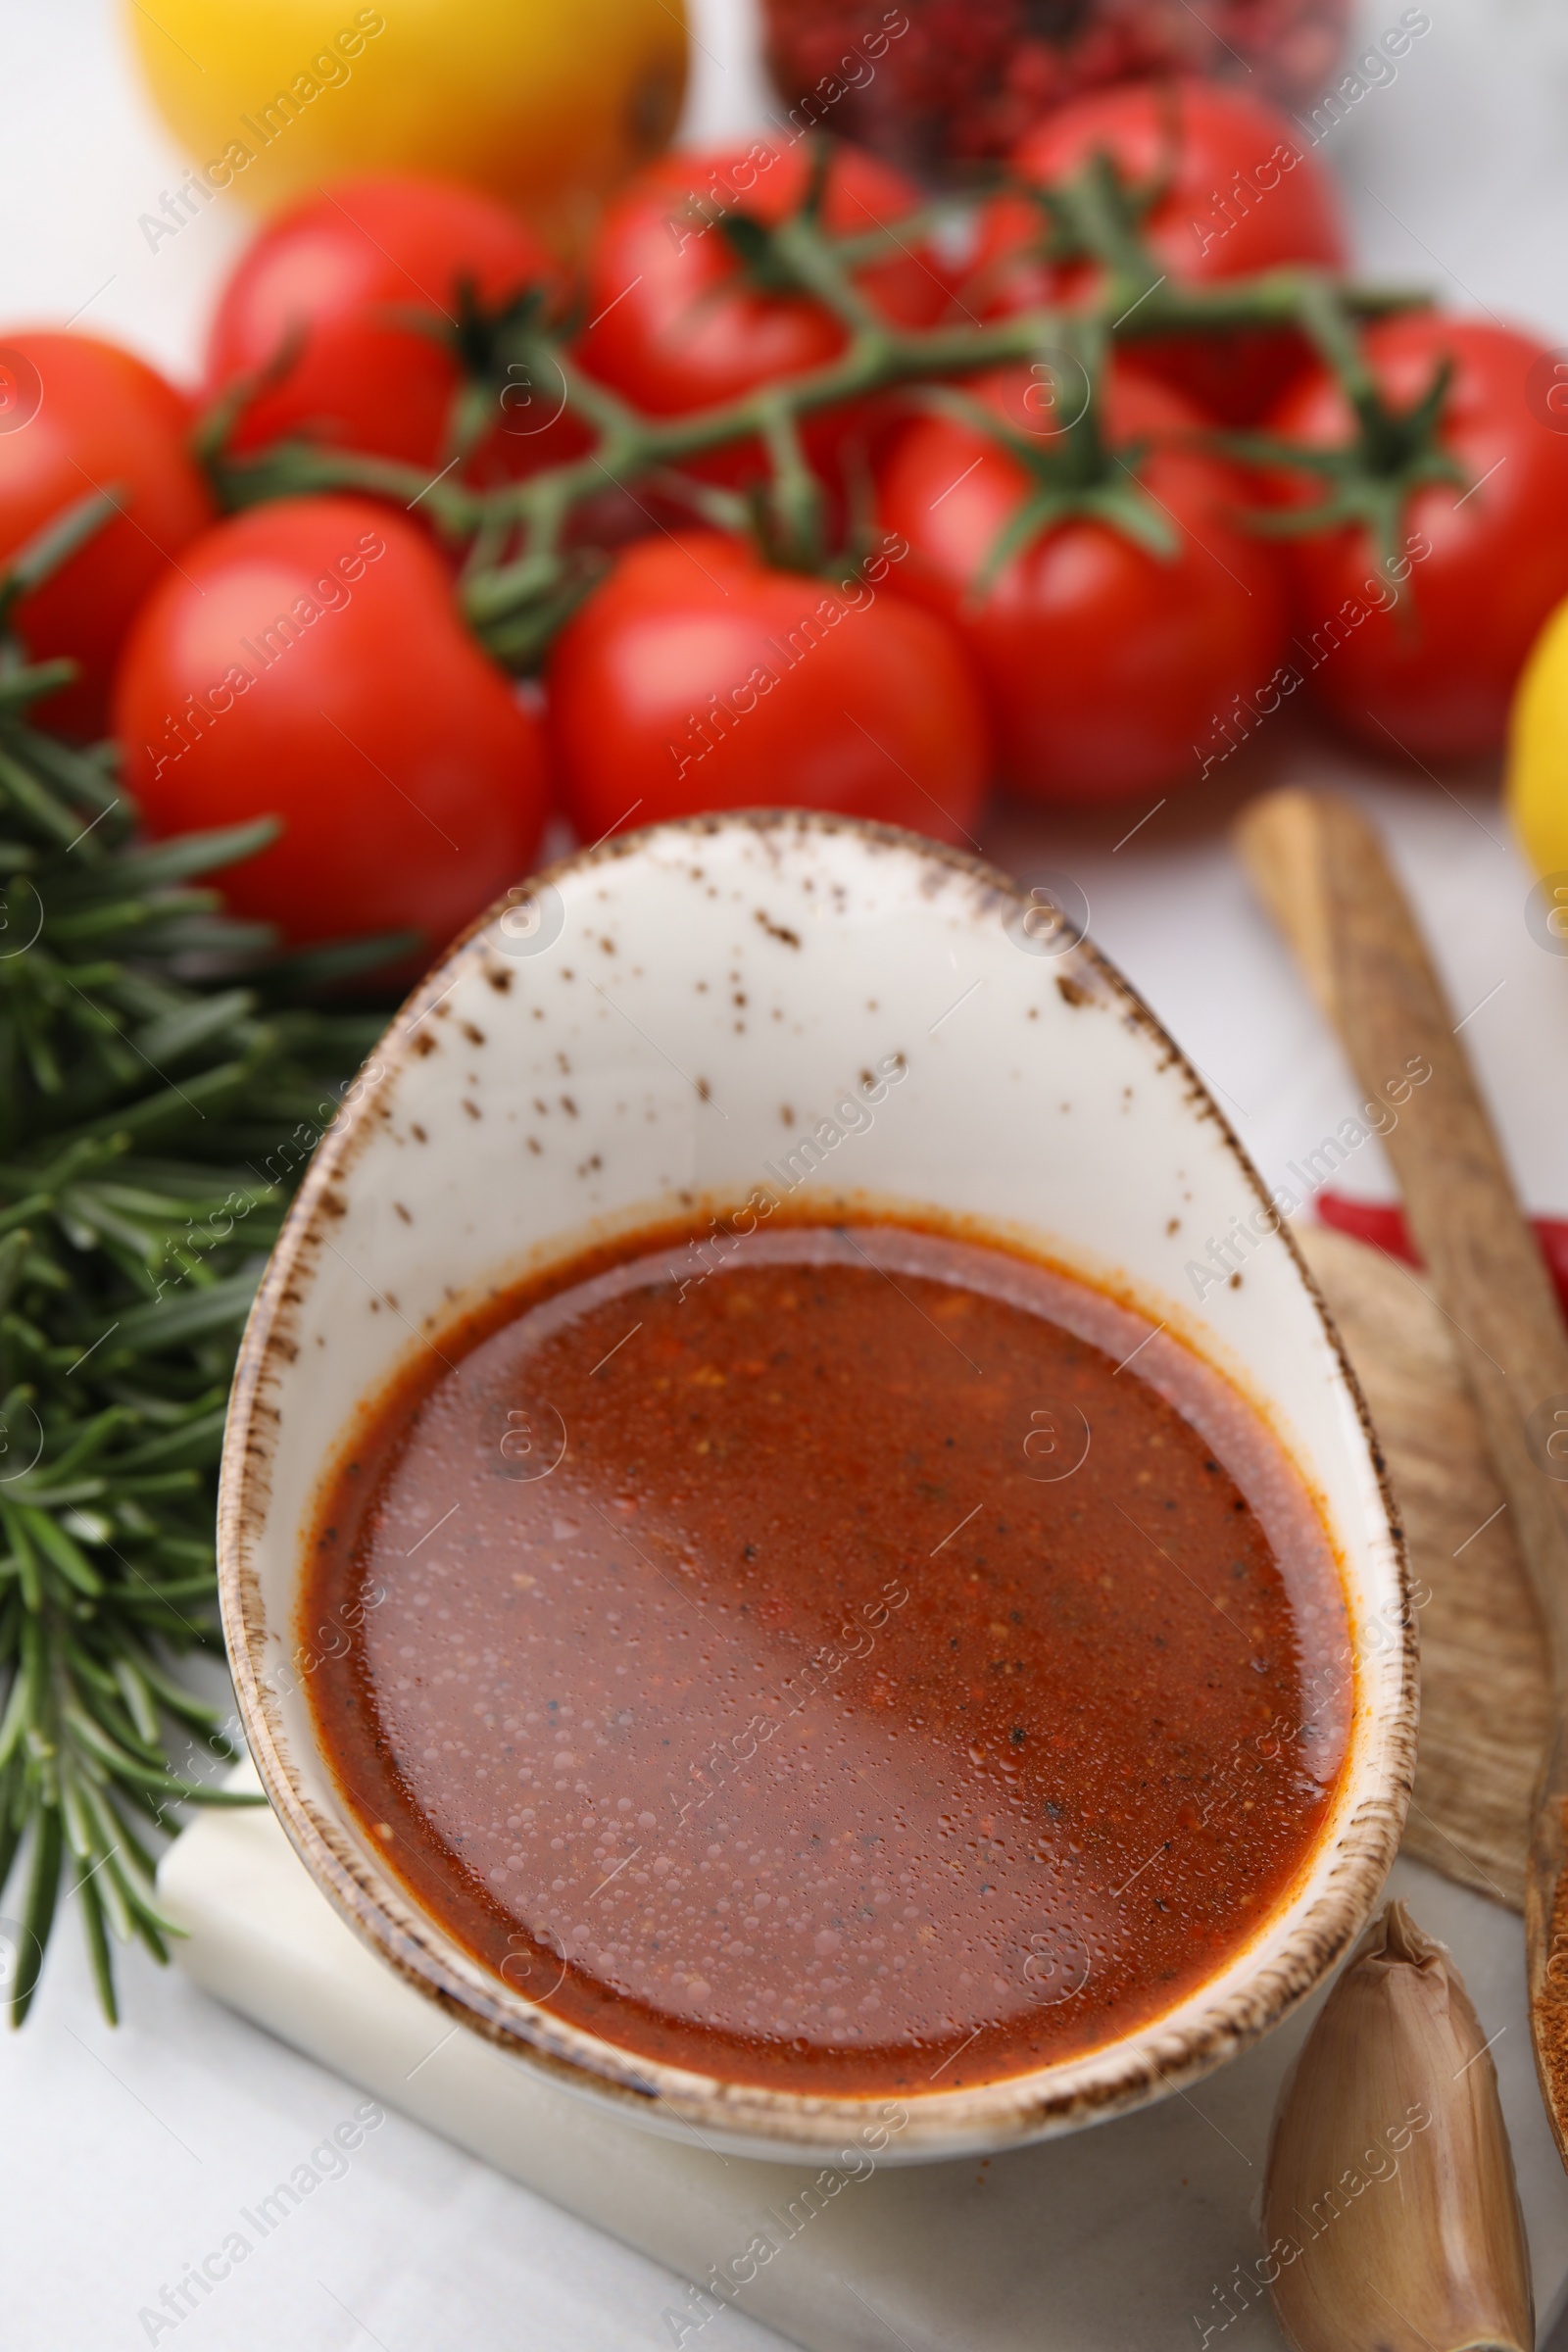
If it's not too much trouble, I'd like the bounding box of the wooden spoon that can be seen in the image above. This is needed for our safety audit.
[1234,785,1568,2169]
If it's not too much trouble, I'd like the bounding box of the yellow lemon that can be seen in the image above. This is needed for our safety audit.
[122,0,687,250]
[1506,592,1568,884]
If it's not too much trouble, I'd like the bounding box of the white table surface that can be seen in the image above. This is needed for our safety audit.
[5,1,1568,2345]
[144,1779,1568,2352]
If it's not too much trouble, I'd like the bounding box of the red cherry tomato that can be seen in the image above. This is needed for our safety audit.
[873,362,1286,802]
[0,332,214,737]
[576,139,951,486]
[546,531,989,844]
[1264,317,1568,761]
[113,497,551,960]
[973,80,1348,423]
[206,173,583,481]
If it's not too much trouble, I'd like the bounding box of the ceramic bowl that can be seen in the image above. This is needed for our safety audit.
[219,811,1415,2163]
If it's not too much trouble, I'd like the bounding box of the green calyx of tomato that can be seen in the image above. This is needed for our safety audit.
[437,279,569,470]
[1223,286,1466,578]
[711,139,838,304]
[1004,141,1176,289]
[919,337,1181,600]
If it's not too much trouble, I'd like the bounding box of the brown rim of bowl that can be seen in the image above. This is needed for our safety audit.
[217,808,1417,2158]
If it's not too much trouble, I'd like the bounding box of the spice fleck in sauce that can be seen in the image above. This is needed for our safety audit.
[305,1221,1350,2095]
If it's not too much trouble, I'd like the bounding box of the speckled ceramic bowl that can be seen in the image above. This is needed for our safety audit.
[218,811,1414,2164]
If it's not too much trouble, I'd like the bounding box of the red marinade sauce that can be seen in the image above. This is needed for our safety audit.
[304,1219,1350,2095]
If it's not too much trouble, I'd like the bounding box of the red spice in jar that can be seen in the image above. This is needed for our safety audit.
[761,0,1349,180]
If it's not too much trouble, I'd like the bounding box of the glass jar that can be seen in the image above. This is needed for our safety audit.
[761,0,1350,182]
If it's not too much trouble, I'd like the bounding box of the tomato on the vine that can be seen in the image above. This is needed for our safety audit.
[206,174,584,479]
[972,80,1348,423]
[113,496,551,959]
[576,140,951,485]
[874,362,1286,802]
[1264,317,1568,761]
[545,531,989,843]
[0,332,214,737]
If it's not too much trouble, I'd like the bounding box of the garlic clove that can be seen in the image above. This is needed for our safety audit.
[1263,1898,1532,2352]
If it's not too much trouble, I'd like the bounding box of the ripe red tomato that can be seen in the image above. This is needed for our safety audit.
[973,80,1347,423]
[206,173,583,480]
[576,139,950,485]
[873,362,1286,802]
[0,332,214,737]
[113,496,551,958]
[546,531,989,843]
[1265,317,1568,761]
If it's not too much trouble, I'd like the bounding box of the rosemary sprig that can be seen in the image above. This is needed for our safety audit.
[0,524,382,2025]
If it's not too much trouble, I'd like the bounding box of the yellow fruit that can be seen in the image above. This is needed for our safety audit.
[121,0,686,251]
[1507,591,1568,880]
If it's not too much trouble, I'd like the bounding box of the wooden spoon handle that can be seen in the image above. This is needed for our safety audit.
[1234,786,1568,2164]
